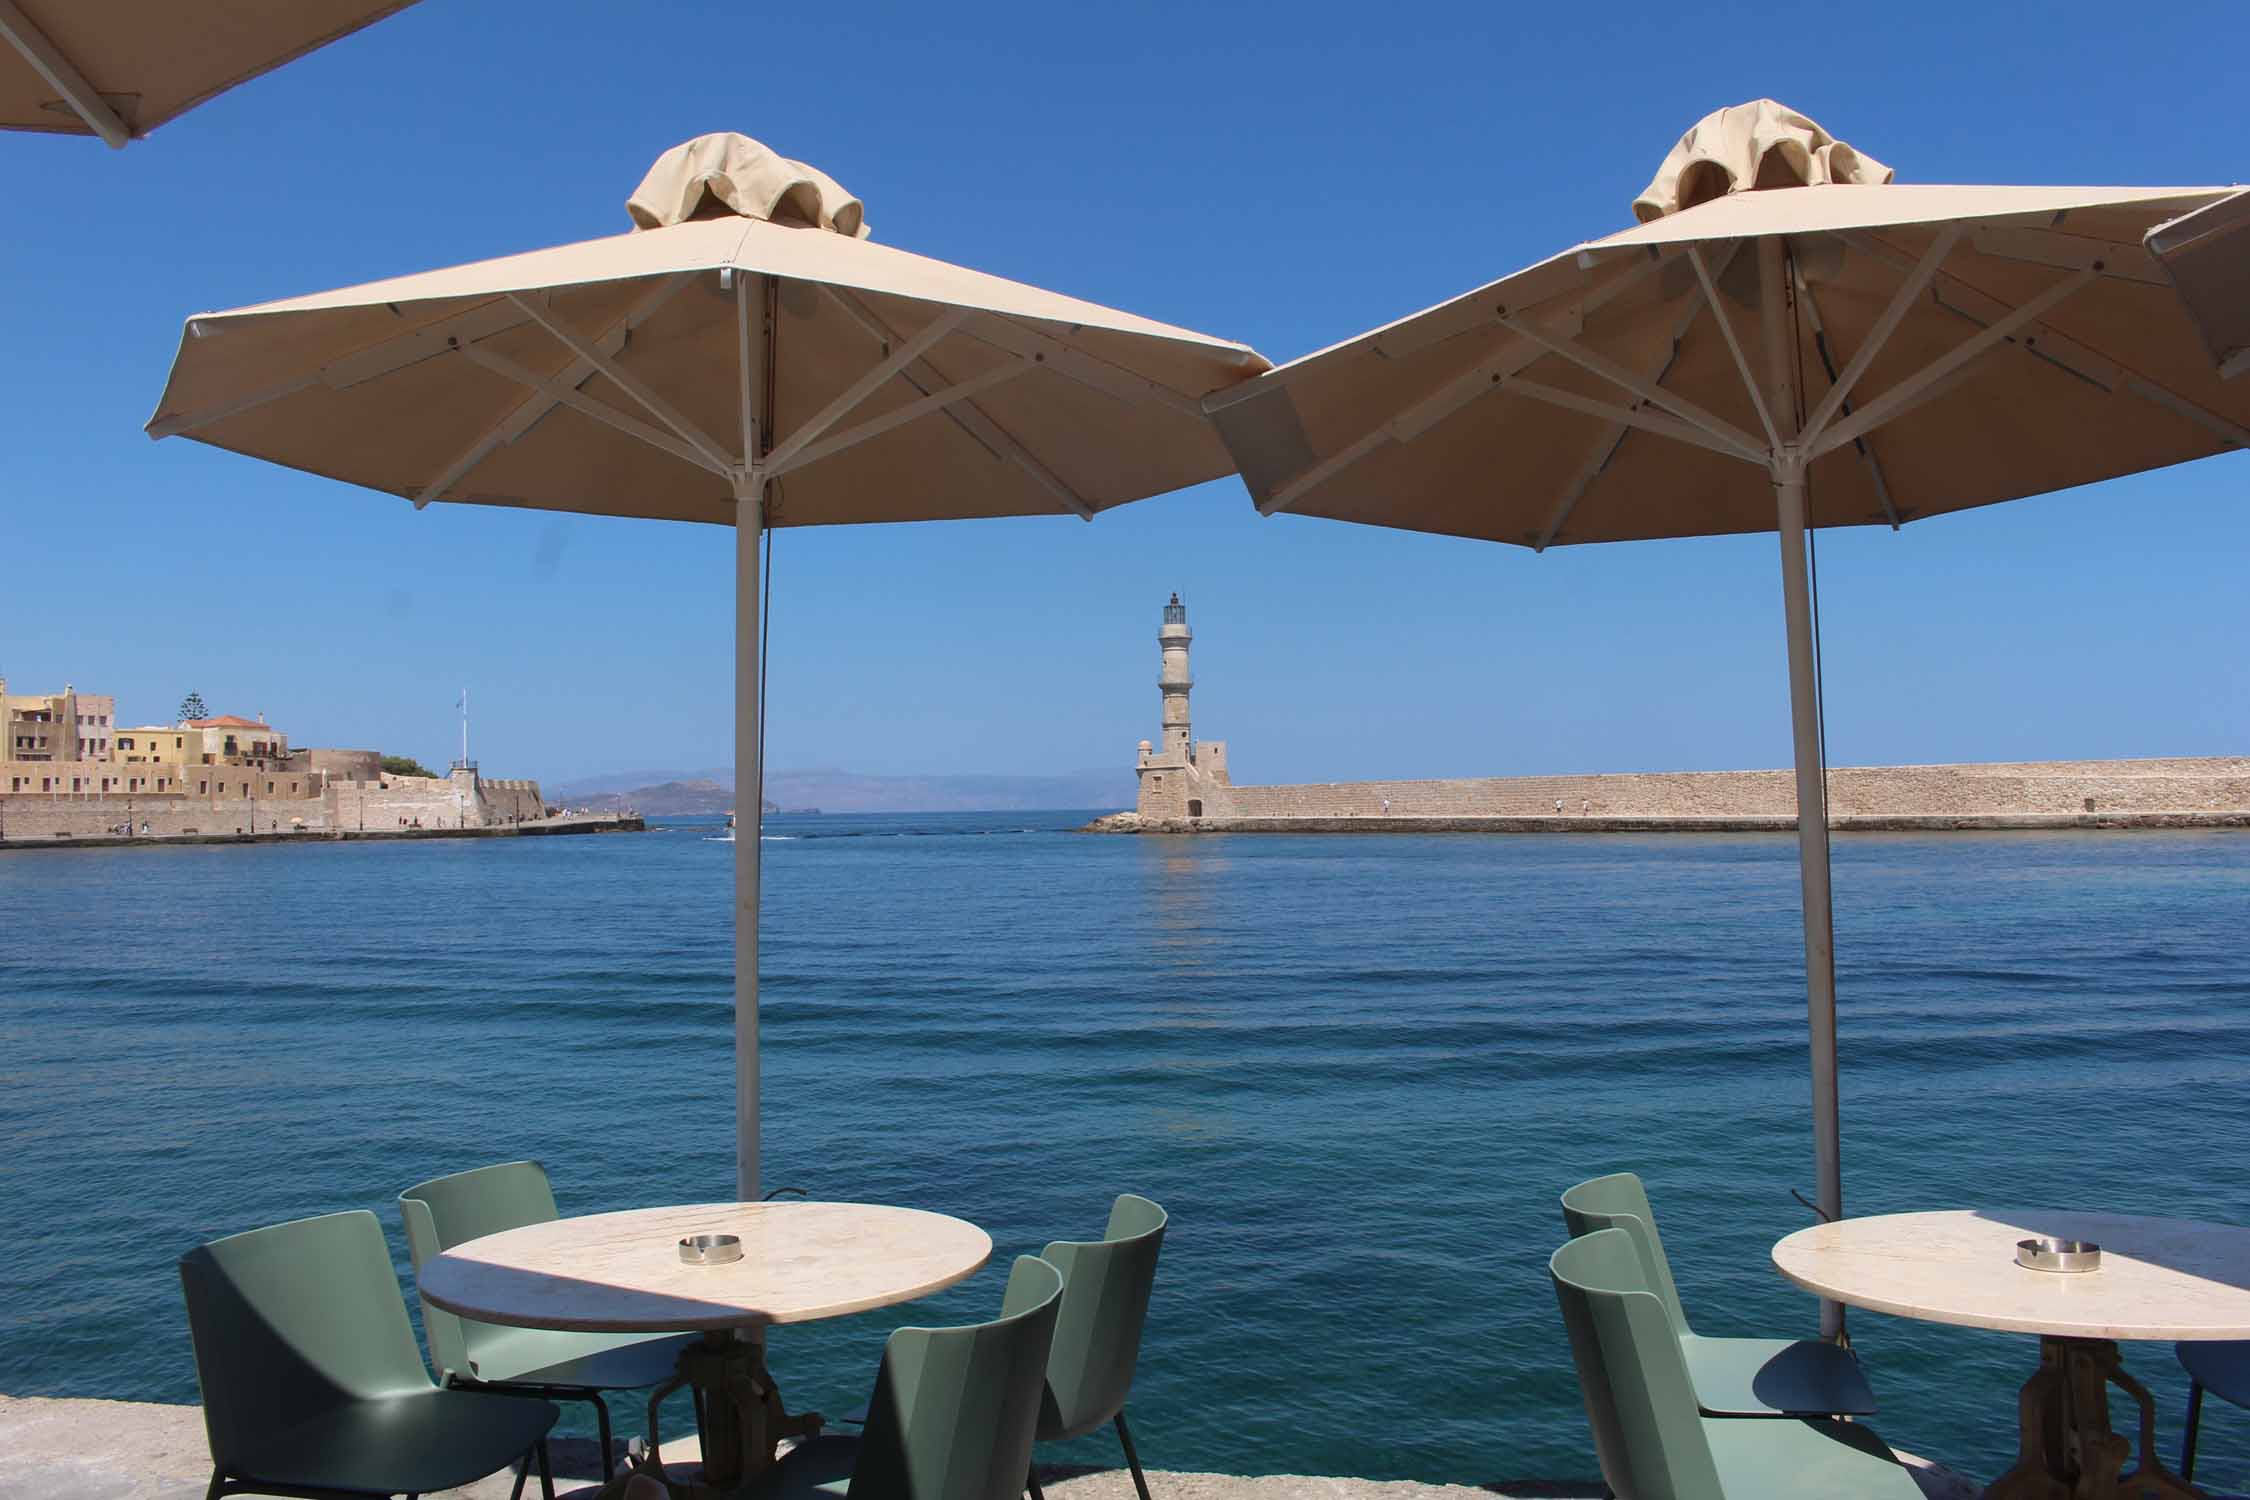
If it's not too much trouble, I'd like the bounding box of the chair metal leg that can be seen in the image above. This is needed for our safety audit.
[1115,1410,1153,1500]
[1027,1469,1046,1500]
[535,1437,555,1500]
[509,1450,530,1500]
[205,1473,226,1500]
[590,1393,615,1481]
[2180,1378,2205,1482]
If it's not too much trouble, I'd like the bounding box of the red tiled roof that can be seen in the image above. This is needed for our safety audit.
[187,715,270,728]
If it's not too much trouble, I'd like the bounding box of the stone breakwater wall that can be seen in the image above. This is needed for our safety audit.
[1100,756,2250,832]
[0,768,548,842]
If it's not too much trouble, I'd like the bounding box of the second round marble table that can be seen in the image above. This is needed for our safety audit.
[1775,1209,2250,1500]
[420,1200,993,1497]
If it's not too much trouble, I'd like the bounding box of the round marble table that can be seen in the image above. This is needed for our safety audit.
[1776,1210,2250,1500]
[421,1201,992,1498]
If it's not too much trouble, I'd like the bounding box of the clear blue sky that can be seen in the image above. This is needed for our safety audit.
[4,0,2243,786]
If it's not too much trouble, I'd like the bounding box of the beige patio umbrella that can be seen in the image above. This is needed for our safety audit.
[1,0,419,147]
[150,131,1268,1198]
[1205,99,2250,1334]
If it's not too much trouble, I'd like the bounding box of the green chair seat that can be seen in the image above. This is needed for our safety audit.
[1704,1414,1919,1499]
[1679,1332,1879,1419]
[230,1388,559,1497]
[748,1256,1064,1500]
[462,1323,699,1391]
[1561,1172,1877,1418]
[1550,1228,1917,1499]
[180,1208,556,1500]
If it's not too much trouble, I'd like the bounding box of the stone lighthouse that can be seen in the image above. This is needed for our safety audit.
[1136,594,1228,821]
[1158,592,1193,758]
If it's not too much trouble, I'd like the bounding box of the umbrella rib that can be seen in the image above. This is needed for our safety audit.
[1508,377,1766,465]
[506,293,738,472]
[1792,270,1902,529]
[824,288,1096,518]
[415,275,697,508]
[1686,246,1780,451]
[0,0,128,146]
[1845,228,2250,451]
[1798,225,1962,452]
[1811,266,2097,458]
[456,343,729,478]
[763,308,970,474]
[1533,277,1721,550]
[765,363,1033,480]
[1500,314,1768,460]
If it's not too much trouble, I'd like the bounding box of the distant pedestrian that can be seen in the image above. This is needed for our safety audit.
[1582,799,1590,815]
[1554,798,1563,814]
[1381,798,1390,816]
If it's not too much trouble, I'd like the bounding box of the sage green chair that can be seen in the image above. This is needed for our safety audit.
[745,1255,1065,1500]
[399,1161,699,1480]
[1027,1194,1168,1500]
[1550,1229,1920,1499]
[1560,1172,1877,1418]
[180,1209,557,1500]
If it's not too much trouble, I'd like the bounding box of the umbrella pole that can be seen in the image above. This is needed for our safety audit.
[734,273,770,1203]
[1776,463,1845,1337]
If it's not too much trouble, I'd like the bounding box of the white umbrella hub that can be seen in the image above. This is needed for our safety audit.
[627,132,870,240]
[1634,99,1894,224]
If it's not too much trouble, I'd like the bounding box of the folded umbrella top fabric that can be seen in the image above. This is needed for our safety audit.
[1633,98,1893,223]
[627,132,870,239]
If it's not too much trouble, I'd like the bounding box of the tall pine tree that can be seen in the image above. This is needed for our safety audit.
[177,691,209,724]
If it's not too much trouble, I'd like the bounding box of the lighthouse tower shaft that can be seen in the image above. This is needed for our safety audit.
[1135,594,1228,822]
[1159,595,1193,757]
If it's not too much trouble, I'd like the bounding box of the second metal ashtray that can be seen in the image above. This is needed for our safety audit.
[679,1232,743,1265]
[2017,1237,2101,1273]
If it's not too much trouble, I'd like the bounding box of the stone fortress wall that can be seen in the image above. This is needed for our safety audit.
[1121,598,2250,832]
[0,765,548,842]
[1157,757,2250,827]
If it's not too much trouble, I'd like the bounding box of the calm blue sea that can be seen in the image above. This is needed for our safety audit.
[2,817,2246,1486]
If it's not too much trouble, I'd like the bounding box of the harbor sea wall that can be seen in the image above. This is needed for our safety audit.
[0,766,548,842]
[1103,756,2250,832]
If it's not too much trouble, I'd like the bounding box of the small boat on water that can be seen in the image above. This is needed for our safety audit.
[706,811,735,843]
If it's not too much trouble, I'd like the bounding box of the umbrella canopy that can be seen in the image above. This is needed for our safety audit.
[1205,100,2249,1330]
[150,132,1269,1196]
[0,0,419,147]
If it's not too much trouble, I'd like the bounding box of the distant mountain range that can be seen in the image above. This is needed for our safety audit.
[549,766,1136,815]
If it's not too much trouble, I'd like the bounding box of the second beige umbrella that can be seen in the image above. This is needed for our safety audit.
[1207,99,2249,1334]
[1,0,419,147]
[150,131,1267,1202]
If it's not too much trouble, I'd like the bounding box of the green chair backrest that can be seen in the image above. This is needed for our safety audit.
[1549,1229,1723,1500]
[1560,1172,1689,1336]
[180,1210,436,1475]
[1037,1194,1167,1441]
[851,1255,1065,1500]
[399,1160,560,1382]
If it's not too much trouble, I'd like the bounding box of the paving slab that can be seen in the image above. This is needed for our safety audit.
[0,1394,1978,1500]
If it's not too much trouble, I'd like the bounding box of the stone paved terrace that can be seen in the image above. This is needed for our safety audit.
[0,1394,1979,1500]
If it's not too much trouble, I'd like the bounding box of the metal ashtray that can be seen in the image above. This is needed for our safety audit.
[2017,1238,2101,1273]
[679,1232,743,1266]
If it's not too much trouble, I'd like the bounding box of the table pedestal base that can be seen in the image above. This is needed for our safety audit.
[1984,1337,2201,1500]
[620,1331,824,1499]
